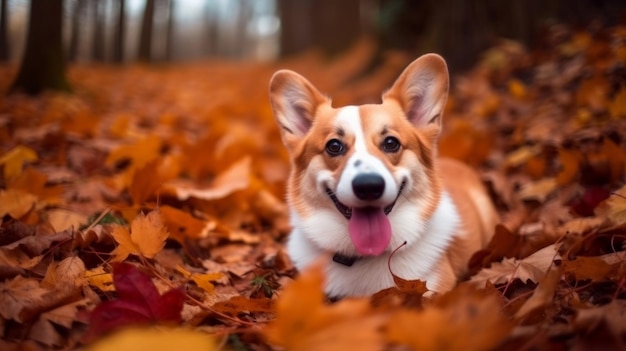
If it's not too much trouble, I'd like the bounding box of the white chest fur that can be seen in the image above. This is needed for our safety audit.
[286,192,461,297]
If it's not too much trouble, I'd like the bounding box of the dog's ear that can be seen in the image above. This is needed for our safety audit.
[269,70,329,149]
[383,54,449,130]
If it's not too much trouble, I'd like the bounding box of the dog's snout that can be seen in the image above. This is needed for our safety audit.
[352,174,385,200]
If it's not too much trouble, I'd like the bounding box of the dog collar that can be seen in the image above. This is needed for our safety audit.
[332,253,360,267]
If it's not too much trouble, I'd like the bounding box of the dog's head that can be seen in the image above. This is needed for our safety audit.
[270,54,449,257]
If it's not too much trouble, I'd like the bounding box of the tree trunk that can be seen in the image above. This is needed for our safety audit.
[312,0,360,56]
[91,0,105,61]
[277,0,313,57]
[138,0,155,62]
[68,0,86,62]
[0,0,9,61]
[112,0,125,63]
[10,0,70,95]
[164,0,174,61]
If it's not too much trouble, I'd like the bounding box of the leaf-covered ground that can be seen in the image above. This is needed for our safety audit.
[1,25,626,350]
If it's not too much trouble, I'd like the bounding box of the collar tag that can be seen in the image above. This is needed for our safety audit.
[332,253,359,267]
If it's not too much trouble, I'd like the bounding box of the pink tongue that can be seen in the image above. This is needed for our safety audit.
[348,207,392,256]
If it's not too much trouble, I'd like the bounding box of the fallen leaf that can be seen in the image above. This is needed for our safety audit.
[0,189,37,219]
[471,244,560,286]
[518,178,558,202]
[514,265,562,318]
[83,262,185,343]
[264,260,385,351]
[0,145,38,181]
[86,327,216,351]
[162,156,251,201]
[110,210,169,262]
[386,285,512,351]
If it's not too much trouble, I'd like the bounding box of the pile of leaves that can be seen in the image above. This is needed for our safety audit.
[1,24,626,349]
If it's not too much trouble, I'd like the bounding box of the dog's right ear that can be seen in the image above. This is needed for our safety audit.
[269,70,329,150]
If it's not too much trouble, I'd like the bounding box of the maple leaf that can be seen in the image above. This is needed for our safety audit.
[175,265,223,294]
[514,266,561,319]
[0,145,38,181]
[84,266,115,292]
[83,262,185,343]
[110,210,169,262]
[470,244,560,286]
[0,275,49,323]
[372,272,428,309]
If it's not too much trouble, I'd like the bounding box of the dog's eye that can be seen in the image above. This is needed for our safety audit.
[381,136,401,153]
[325,139,345,156]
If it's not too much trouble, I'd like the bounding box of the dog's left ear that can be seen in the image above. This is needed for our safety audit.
[383,54,449,130]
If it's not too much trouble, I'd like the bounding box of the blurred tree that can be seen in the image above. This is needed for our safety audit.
[278,0,360,57]
[164,0,173,61]
[92,0,105,61]
[10,0,70,94]
[0,0,8,61]
[138,0,155,62]
[205,0,219,56]
[376,0,626,72]
[312,0,360,56]
[277,0,312,57]
[112,0,126,63]
[68,0,87,62]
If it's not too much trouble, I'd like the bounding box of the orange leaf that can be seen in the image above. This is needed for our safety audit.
[264,261,384,351]
[110,210,169,261]
[0,188,37,219]
[386,285,512,351]
[0,145,38,181]
[556,148,582,185]
[105,135,162,169]
[160,205,214,243]
[162,156,251,201]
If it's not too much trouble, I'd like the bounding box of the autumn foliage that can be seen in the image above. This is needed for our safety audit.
[1,25,626,350]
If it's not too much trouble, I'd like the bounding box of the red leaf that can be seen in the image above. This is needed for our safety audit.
[83,263,185,343]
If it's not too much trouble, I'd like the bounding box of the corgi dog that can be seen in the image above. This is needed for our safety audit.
[269,54,499,297]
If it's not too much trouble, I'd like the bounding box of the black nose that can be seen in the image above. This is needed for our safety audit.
[352,174,385,200]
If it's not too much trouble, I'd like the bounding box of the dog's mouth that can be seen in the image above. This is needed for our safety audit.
[325,180,406,220]
[325,180,406,257]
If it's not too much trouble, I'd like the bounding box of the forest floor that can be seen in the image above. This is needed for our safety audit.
[1,24,626,350]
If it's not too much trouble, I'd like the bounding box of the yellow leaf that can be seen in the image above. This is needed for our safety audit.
[47,209,88,232]
[110,226,138,262]
[87,327,216,351]
[518,178,558,203]
[105,135,162,169]
[0,189,37,219]
[0,145,38,181]
[84,266,114,292]
[131,210,169,258]
[111,210,169,261]
[504,145,541,168]
[175,265,223,294]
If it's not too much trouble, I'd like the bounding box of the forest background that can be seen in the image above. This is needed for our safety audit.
[2,0,626,350]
